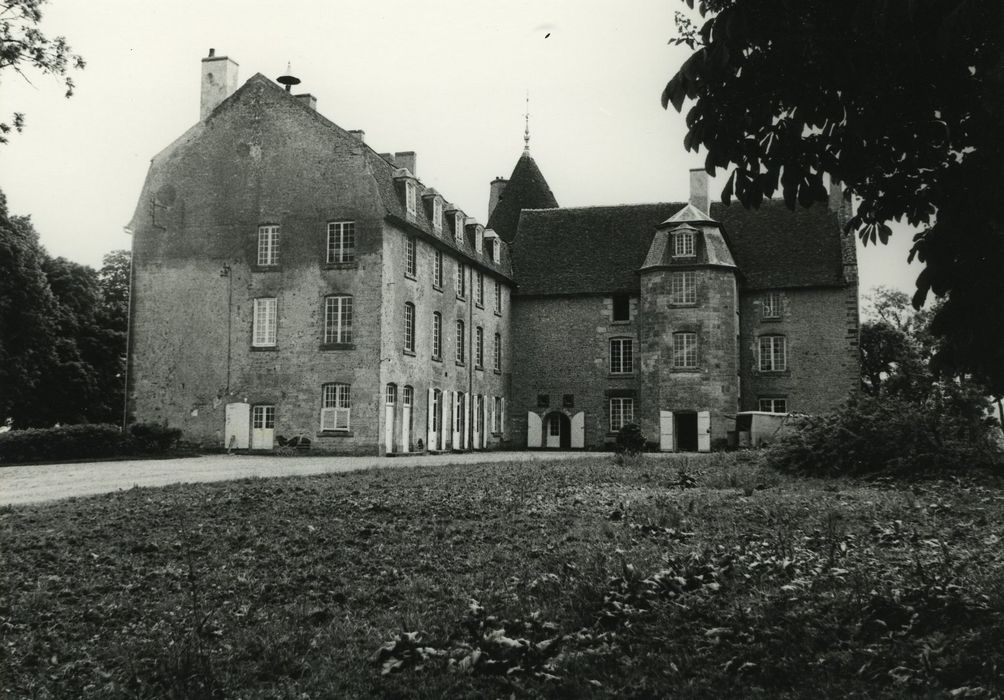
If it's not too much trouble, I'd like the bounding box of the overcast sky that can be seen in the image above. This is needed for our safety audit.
[0,0,919,297]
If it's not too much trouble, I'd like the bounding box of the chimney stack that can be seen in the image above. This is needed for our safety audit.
[293,93,317,110]
[689,168,710,213]
[394,151,417,176]
[200,49,239,120]
[488,177,508,219]
[348,130,366,143]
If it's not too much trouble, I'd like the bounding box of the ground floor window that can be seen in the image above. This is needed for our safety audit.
[321,383,351,431]
[758,397,787,413]
[252,405,275,429]
[609,397,634,432]
[548,412,561,437]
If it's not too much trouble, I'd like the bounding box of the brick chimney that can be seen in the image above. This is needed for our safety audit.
[488,177,508,219]
[348,130,365,143]
[200,49,239,120]
[395,151,417,176]
[689,168,710,213]
[294,94,317,111]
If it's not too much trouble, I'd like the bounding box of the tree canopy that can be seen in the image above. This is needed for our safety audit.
[0,0,85,143]
[664,0,1004,395]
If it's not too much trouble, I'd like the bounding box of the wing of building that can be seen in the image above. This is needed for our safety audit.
[125,52,859,454]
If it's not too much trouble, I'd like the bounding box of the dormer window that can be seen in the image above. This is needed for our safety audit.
[405,181,417,217]
[432,198,443,234]
[674,229,695,257]
[455,213,465,245]
[475,226,484,255]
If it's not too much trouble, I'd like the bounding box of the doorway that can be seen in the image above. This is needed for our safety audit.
[251,404,275,449]
[675,412,698,452]
[544,411,571,449]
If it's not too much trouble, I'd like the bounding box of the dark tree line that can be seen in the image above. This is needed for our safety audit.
[0,189,129,428]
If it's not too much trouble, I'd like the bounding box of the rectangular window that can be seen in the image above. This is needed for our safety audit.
[405,181,417,217]
[432,312,442,359]
[403,385,414,406]
[673,332,697,368]
[475,326,484,368]
[404,303,415,353]
[612,294,630,322]
[548,413,560,437]
[433,250,443,288]
[476,271,484,306]
[320,383,351,431]
[252,297,277,347]
[759,335,787,371]
[758,397,788,413]
[455,319,465,364]
[386,383,397,405]
[475,228,483,255]
[674,229,695,257]
[670,271,697,304]
[609,337,633,374]
[762,291,782,319]
[609,397,635,432]
[433,198,443,233]
[252,404,275,430]
[456,262,467,299]
[537,394,549,408]
[323,295,352,344]
[326,221,355,264]
[563,394,574,408]
[494,281,502,313]
[257,225,280,266]
[494,332,501,371]
[405,236,417,278]
[455,213,465,244]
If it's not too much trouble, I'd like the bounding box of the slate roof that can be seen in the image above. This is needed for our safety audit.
[510,200,846,296]
[486,153,559,243]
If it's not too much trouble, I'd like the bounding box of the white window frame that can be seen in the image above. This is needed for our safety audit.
[404,302,415,353]
[252,297,277,347]
[257,225,280,266]
[609,397,634,432]
[674,230,695,257]
[456,319,465,364]
[758,397,788,413]
[762,291,782,319]
[670,271,697,304]
[494,332,501,372]
[759,335,787,372]
[403,385,414,406]
[386,383,397,405]
[323,295,352,345]
[609,337,633,374]
[476,271,484,306]
[252,404,275,430]
[475,227,483,255]
[456,262,467,299]
[673,332,697,369]
[475,326,484,368]
[326,221,355,264]
[405,181,417,217]
[405,236,417,278]
[494,281,502,313]
[432,312,442,359]
[433,198,443,233]
[455,213,465,244]
[433,250,443,288]
[320,383,351,432]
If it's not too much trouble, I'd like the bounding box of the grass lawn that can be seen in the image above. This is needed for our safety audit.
[2,454,1003,698]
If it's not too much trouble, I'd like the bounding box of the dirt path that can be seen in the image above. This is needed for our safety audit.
[1,451,629,506]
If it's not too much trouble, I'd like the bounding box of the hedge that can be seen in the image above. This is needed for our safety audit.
[0,423,182,465]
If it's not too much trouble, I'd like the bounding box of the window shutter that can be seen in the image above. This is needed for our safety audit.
[320,407,337,431]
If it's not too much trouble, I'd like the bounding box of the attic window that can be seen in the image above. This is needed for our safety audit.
[612,295,630,322]
[455,213,465,245]
[405,181,417,218]
[475,227,484,255]
[674,229,695,257]
[432,198,443,234]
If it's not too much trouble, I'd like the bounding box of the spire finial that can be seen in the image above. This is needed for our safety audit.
[523,91,531,155]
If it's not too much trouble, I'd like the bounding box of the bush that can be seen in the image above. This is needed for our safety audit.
[0,424,125,464]
[128,422,182,453]
[767,391,1003,476]
[0,422,184,465]
[615,423,647,456]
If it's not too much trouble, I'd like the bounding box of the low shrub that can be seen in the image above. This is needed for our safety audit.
[0,424,124,465]
[615,423,647,456]
[128,422,183,453]
[767,392,1003,476]
[0,422,184,465]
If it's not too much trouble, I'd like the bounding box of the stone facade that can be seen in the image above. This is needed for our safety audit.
[126,53,859,454]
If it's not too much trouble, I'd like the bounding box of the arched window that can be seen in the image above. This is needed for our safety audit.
[386,383,397,405]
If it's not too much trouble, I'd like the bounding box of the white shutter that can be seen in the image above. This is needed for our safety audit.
[452,393,462,449]
[427,388,435,451]
[527,411,542,448]
[320,407,337,432]
[482,396,489,448]
[571,412,585,449]
[440,389,449,451]
[335,408,351,431]
[500,398,505,435]
[697,410,711,452]
[463,393,471,449]
[660,411,674,452]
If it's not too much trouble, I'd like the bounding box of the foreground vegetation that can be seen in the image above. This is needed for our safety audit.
[2,454,1003,698]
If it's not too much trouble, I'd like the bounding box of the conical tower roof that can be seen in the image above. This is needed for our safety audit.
[487,152,558,242]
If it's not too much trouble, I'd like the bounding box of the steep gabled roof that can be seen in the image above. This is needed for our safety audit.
[510,200,846,296]
[487,153,558,243]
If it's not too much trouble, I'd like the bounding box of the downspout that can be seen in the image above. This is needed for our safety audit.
[468,265,474,449]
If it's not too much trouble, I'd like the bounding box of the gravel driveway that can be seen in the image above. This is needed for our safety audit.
[1,451,617,506]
